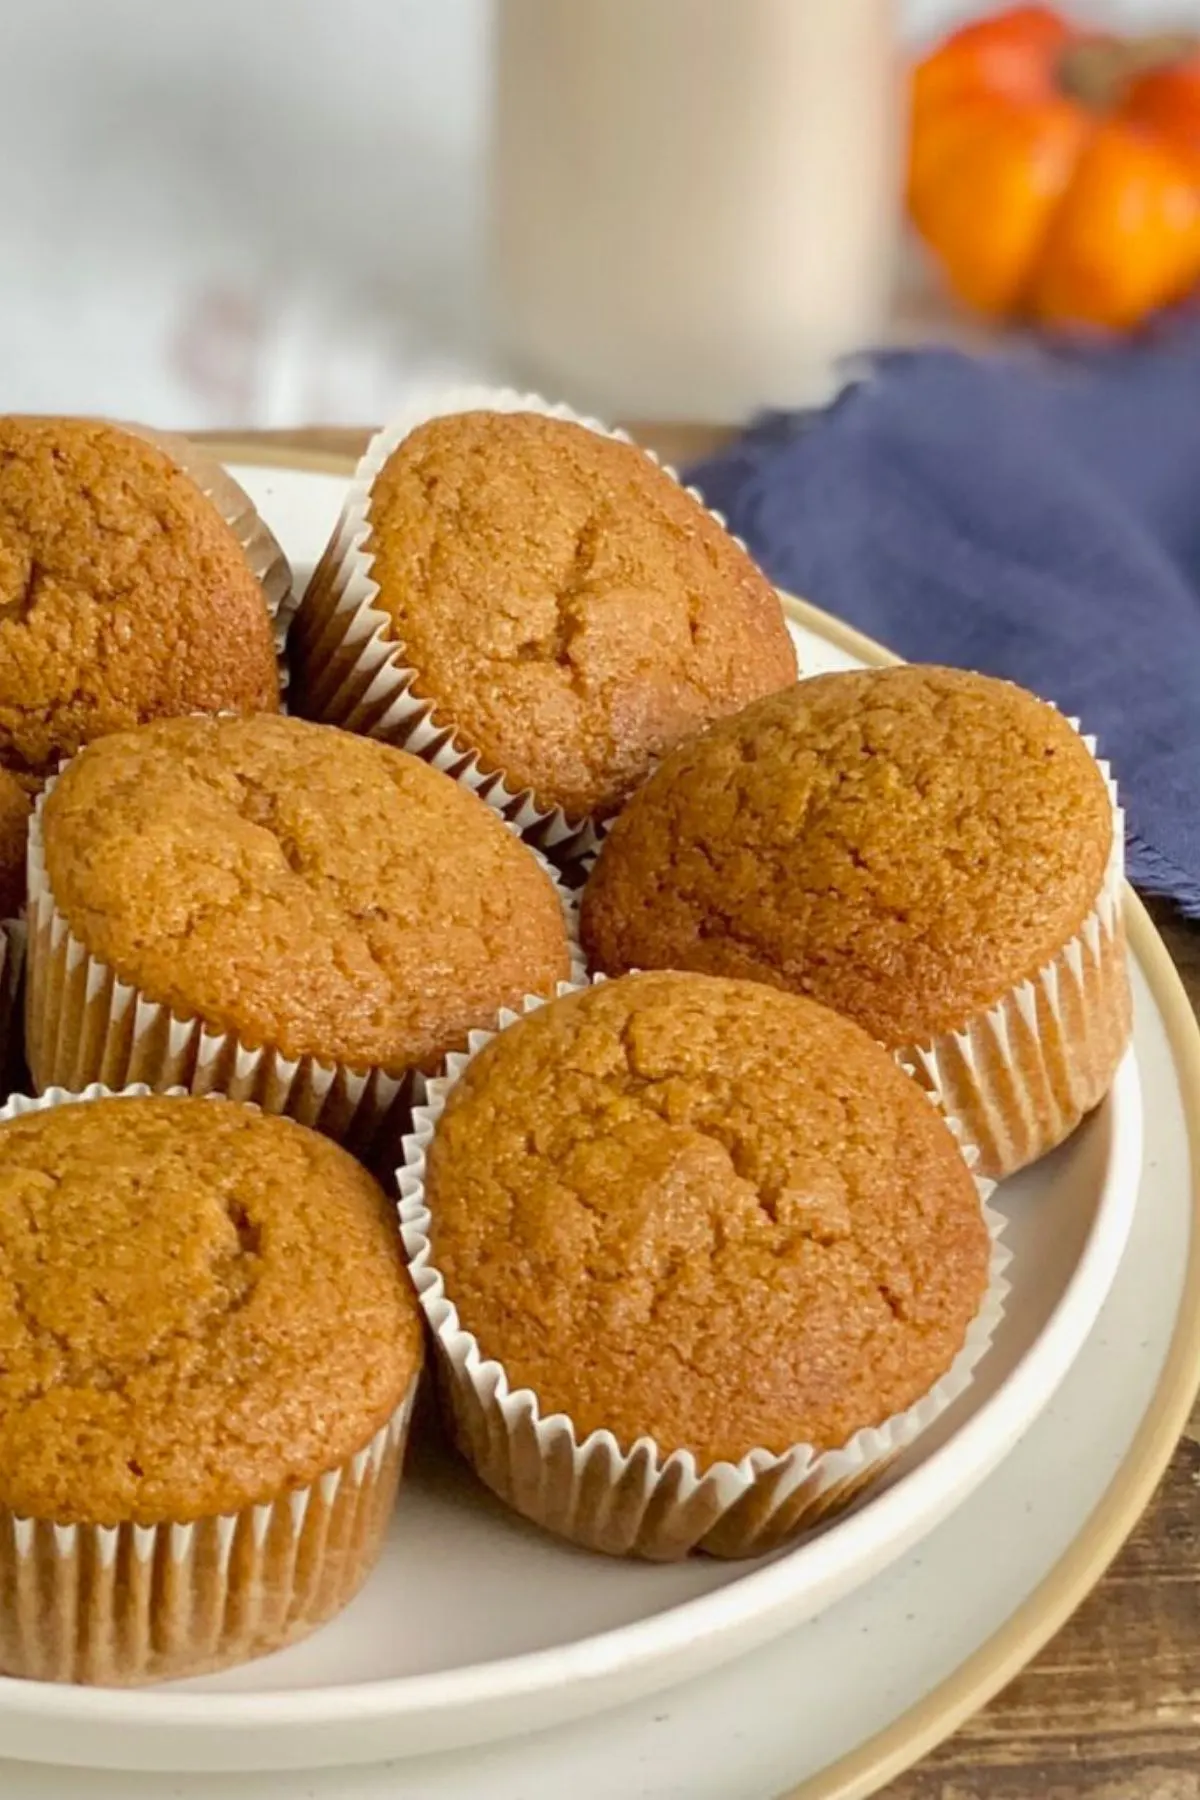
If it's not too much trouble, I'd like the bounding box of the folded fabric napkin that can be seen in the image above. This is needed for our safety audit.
[685,337,1200,916]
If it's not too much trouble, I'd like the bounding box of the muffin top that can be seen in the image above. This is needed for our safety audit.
[0,416,279,780]
[0,764,29,918]
[42,713,572,1072]
[364,411,797,820]
[582,666,1114,1047]
[0,1094,422,1524]
[425,971,990,1467]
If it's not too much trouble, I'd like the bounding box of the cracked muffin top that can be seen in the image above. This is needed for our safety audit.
[581,666,1114,1048]
[0,764,29,918]
[0,1094,422,1524]
[0,416,280,781]
[41,713,572,1073]
[359,410,797,820]
[424,971,990,1466]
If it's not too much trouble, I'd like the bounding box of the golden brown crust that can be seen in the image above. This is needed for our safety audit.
[426,971,990,1467]
[0,765,29,918]
[0,417,279,779]
[364,411,797,819]
[43,714,572,1073]
[0,1095,422,1524]
[582,667,1113,1047]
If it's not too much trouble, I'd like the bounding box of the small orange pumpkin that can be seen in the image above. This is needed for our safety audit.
[909,5,1200,331]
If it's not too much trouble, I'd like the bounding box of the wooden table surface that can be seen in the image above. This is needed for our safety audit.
[214,425,1200,1800]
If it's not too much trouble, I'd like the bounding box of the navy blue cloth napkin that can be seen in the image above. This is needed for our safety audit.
[685,339,1200,916]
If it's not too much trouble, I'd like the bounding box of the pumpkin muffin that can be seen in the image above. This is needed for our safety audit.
[0,416,280,782]
[0,764,29,919]
[26,713,575,1142]
[294,408,797,830]
[0,1089,422,1684]
[402,971,996,1559]
[582,667,1130,1178]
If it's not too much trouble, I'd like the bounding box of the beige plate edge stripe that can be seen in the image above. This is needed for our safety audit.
[216,435,1200,1800]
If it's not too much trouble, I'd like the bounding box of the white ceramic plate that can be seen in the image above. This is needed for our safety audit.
[0,458,1183,1795]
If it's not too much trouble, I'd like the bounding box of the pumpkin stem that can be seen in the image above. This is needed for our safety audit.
[1058,31,1198,111]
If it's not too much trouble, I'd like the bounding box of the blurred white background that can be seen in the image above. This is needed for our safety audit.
[0,0,1177,427]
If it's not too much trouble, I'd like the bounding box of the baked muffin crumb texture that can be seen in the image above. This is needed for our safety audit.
[582,666,1113,1045]
[41,713,572,1073]
[426,971,990,1469]
[362,410,797,818]
[0,416,279,780]
[0,1094,422,1525]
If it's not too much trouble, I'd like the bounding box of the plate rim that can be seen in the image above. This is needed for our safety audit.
[102,443,1200,1793]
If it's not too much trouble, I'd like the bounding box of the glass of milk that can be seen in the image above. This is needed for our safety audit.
[489,0,903,422]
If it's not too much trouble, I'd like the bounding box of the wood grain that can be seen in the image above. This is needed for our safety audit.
[208,425,1200,1800]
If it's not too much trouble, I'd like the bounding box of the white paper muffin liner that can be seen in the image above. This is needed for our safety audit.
[121,423,296,696]
[399,989,1010,1563]
[897,733,1130,1180]
[291,384,758,864]
[0,1082,417,1684]
[23,774,585,1158]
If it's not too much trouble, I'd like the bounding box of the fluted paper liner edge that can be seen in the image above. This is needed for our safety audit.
[23,772,586,1150]
[290,384,757,863]
[897,733,1130,1179]
[0,1082,415,1684]
[398,989,1010,1562]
